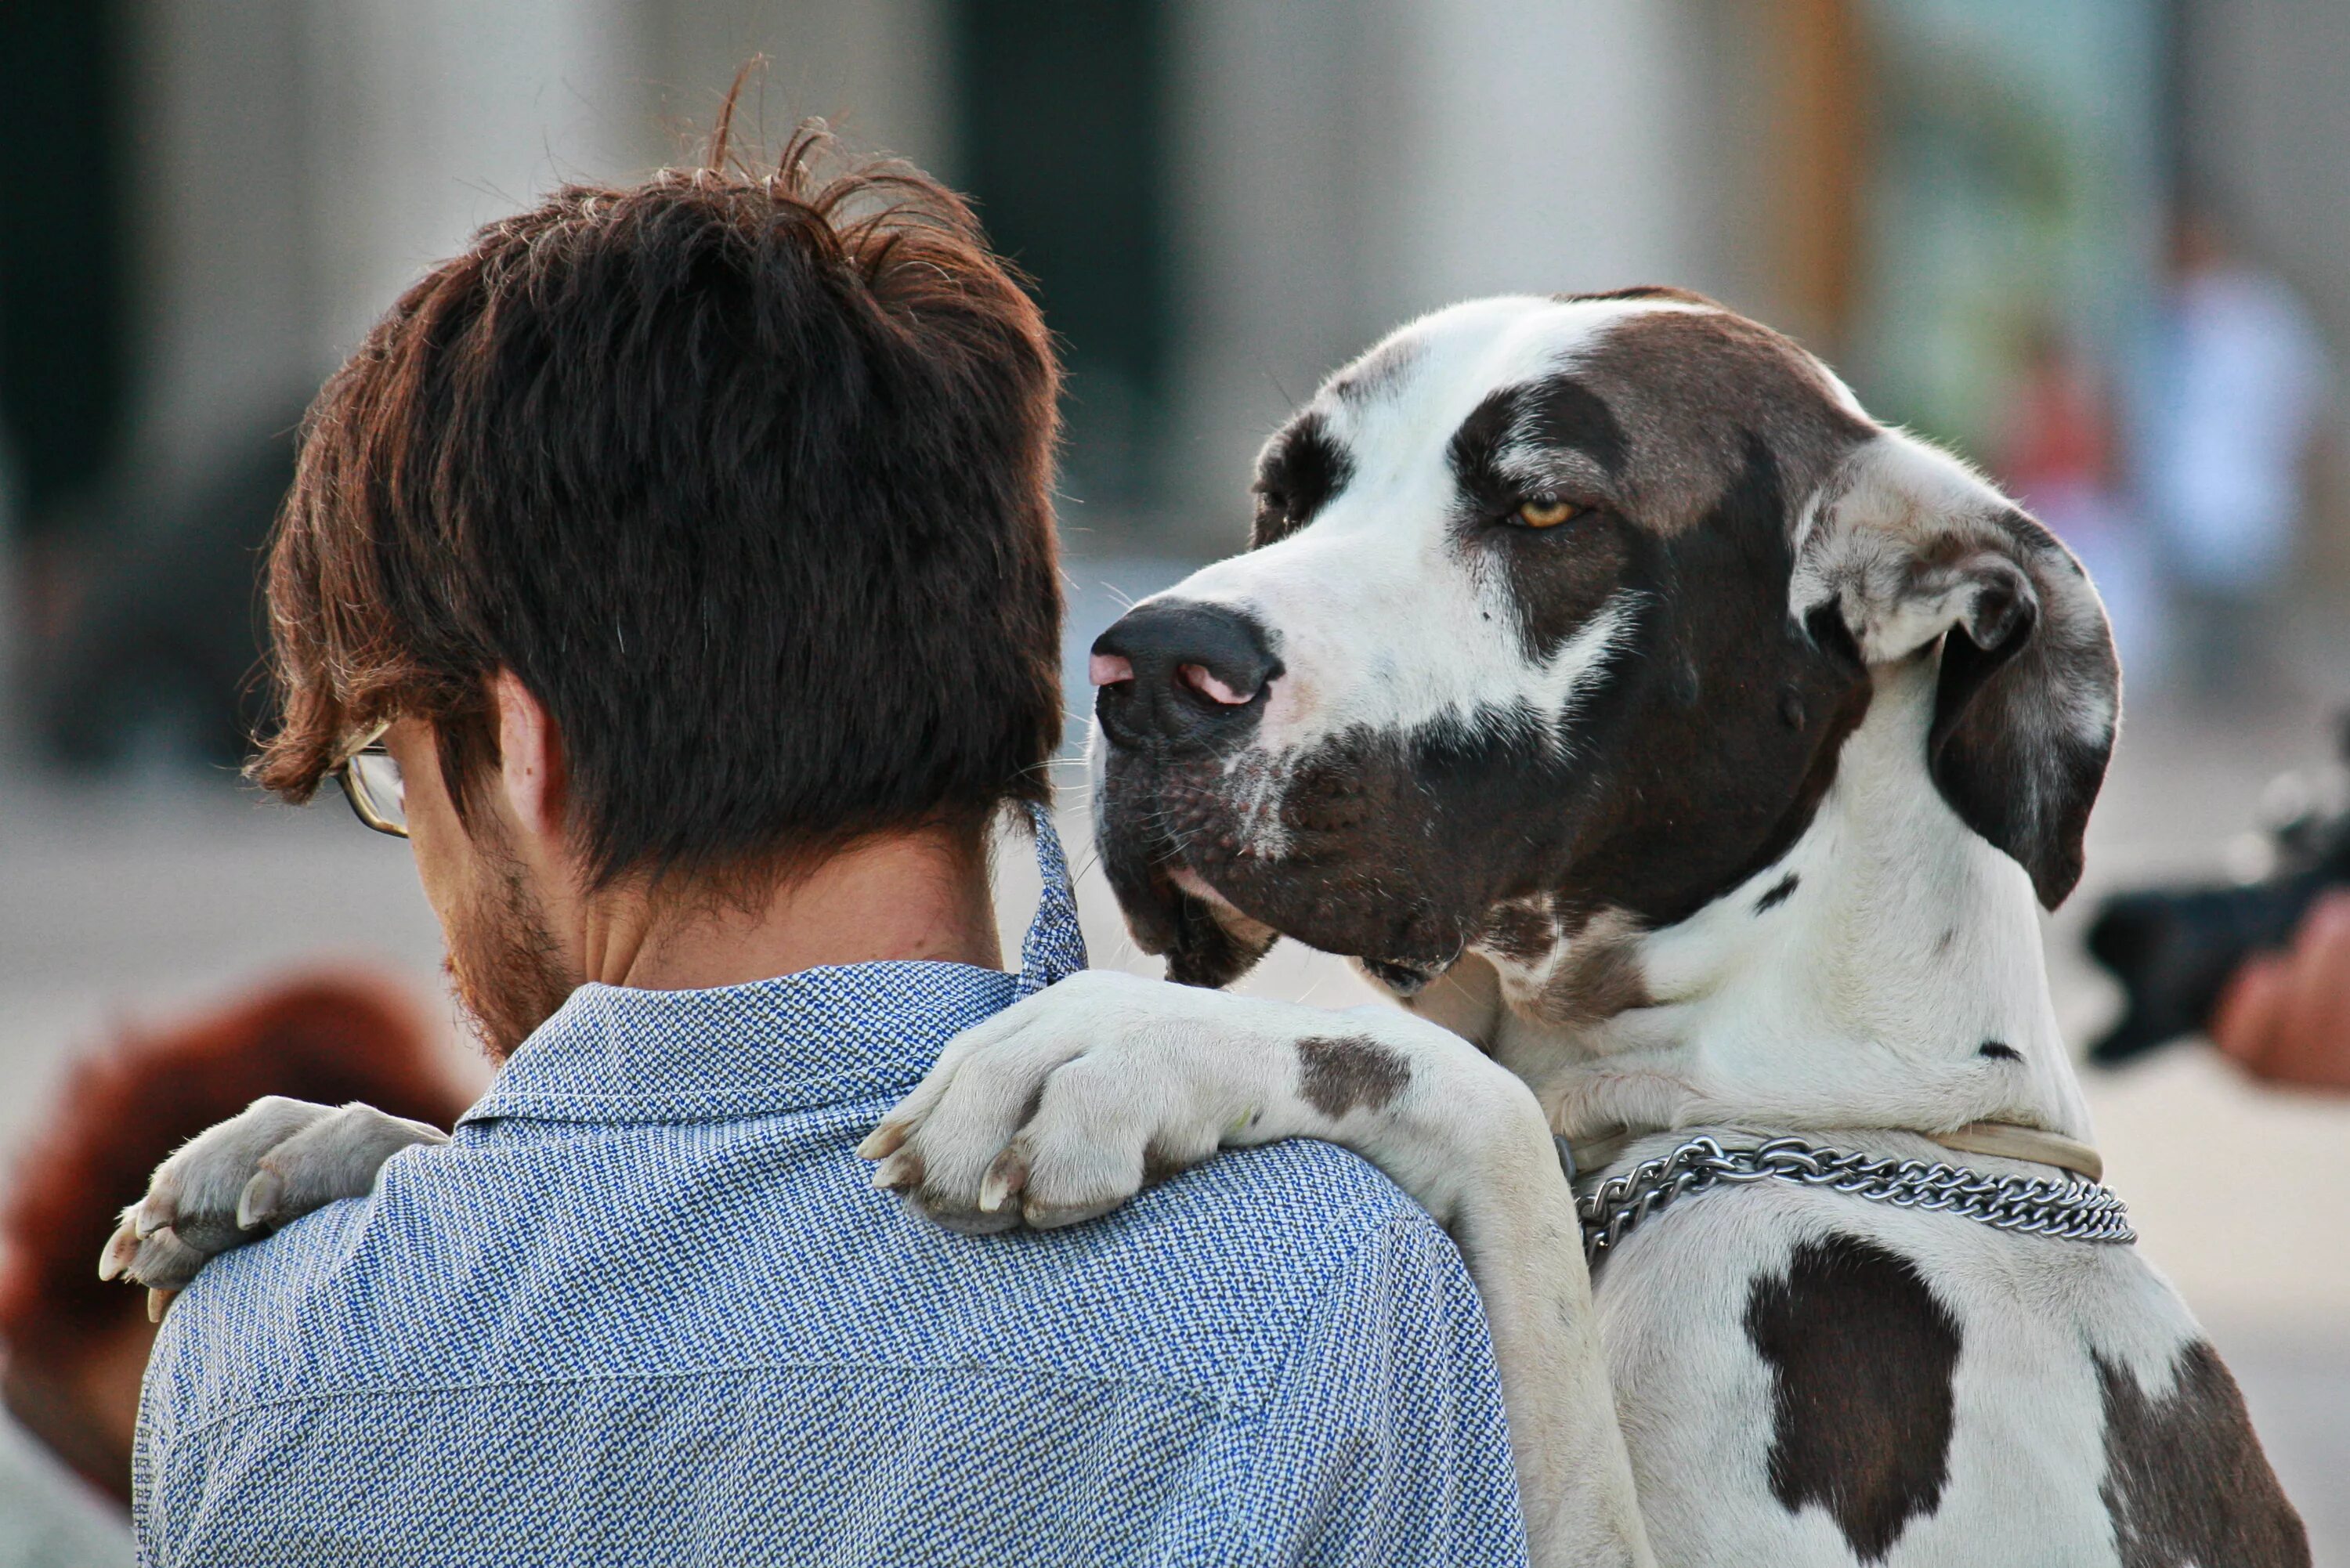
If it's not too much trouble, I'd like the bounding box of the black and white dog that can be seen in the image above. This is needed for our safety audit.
[115,292,2305,1566]
[860,291,2308,1566]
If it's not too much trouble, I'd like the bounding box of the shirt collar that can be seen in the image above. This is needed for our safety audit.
[460,805,1086,1127]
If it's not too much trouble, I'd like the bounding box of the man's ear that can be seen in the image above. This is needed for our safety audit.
[491,670,567,847]
[1791,434,2120,907]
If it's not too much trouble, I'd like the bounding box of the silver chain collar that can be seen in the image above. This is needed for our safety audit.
[1573,1134,2136,1264]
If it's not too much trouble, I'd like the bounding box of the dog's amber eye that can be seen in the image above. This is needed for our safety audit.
[1515,497,1580,528]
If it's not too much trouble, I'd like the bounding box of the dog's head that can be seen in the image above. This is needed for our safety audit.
[1094,292,2117,1005]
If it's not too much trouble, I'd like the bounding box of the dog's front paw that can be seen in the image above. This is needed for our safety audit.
[859,971,1278,1234]
[99,1096,448,1317]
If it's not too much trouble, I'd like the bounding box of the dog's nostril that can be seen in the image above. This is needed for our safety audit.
[1091,598,1281,747]
[1179,663,1255,706]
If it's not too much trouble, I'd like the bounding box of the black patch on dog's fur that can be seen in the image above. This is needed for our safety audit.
[1978,1039,2019,1061]
[1296,1035,1410,1117]
[1925,508,2117,909]
[1448,378,1636,663]
[1549,435,1874,932]
[1746,1234,1960,1563]
[1480,902,1557,965]
[2096,1342,2308,1567]
[1537,909,1654,1025]
[1574,306,1873,535]
[1448,376,1629,495]
[1251,411,1354,546]
[1754,873,1799,913]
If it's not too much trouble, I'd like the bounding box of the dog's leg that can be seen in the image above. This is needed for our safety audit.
[98,1096,447,1317]
[862,970,1652,1568]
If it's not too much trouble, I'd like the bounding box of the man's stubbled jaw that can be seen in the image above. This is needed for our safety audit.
[443,822,575,1059]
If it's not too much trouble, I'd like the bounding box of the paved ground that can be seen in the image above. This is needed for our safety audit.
[2,554,2344,1553]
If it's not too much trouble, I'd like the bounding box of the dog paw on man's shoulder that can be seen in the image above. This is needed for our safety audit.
[97,1094,449,1319]
[860,970,1307,1236]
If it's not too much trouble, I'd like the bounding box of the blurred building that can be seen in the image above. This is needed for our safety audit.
[1,0,2344,764]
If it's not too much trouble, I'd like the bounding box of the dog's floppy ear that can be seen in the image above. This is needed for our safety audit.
[1792,433,2119,907]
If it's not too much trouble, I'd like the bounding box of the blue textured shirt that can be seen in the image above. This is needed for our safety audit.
[133,815,1528,1566]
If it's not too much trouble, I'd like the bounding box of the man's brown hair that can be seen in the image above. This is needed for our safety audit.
[258,121,1063,883]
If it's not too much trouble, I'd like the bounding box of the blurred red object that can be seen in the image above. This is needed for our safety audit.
[0,974,467,1508]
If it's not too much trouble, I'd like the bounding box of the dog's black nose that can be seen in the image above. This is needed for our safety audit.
[1092,600,1282,750]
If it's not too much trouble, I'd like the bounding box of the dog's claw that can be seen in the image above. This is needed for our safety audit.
[978,1147,1029,1214]
[98,1221,139,1281]
[855,1122,907,1161]
[146,1287,176,1324]
[870,1150,921,1192]
[237,1169,284,1231]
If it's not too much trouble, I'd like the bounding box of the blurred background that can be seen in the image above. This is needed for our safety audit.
[2,0,2345,1556]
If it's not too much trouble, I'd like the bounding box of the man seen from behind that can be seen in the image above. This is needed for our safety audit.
[113,128,1530,1566]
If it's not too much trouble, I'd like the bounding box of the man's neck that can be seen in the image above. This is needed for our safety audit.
[585,825,1003,992]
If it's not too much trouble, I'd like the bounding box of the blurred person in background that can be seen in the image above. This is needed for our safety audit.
[2137,210,2334,702]
[2211,890,2350,1093]
[0,974,462,1568]
[1998,321,2167,684]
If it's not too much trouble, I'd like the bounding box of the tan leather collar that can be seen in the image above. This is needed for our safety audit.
[1567,1119,2104,1185]
[1925,1121,2102,1183]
